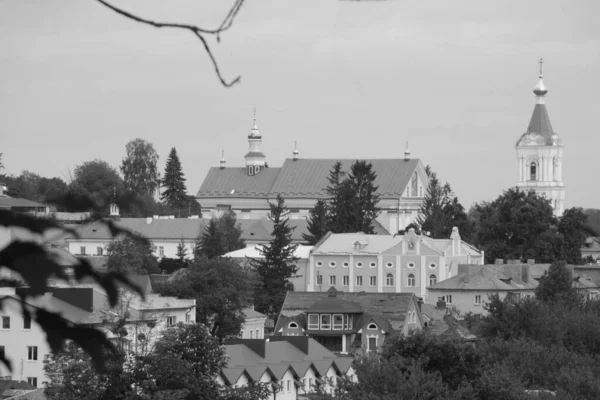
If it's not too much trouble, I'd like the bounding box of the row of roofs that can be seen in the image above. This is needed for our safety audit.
[197,158,421,199]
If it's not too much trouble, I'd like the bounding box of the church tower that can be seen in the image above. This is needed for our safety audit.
[515,59,565,216]
[244,109,267,175]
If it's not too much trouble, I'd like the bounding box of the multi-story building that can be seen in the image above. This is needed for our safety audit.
[240,307,267,339]
[306,228,483,301]
[196,112,429,233]
[515,59,565,216]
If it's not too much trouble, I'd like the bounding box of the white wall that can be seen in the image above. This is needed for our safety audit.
[67,239,196,260]
[277,369,297,400]
[241,317,265,339]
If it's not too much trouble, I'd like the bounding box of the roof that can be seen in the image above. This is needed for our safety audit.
[67,218,208,240]
[225,244,313,260]
[239,217,309,243]
[196,158,421,200]
[312,233,401,255]
[307,297,363,314]
[428,264,539,292]
[196,167,281,198]
[0,194,47,209]
[243,307,267,320]
[516,103,556,146]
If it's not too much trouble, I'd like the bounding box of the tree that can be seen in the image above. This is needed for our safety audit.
[157,258,256,340]
[176,237,188,267]
[303,199,329,245]
[161,147,188,210]
[535,261,581,305]
[217,211,245,253]
[121,138,160,197]
[249,194,298,321]
[105,235,160,274]
[197,218,224,259]
[558,207,595,265]
[471,188,560,263]
[72,159,123,210]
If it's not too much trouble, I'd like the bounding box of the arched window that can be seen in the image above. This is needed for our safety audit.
[429,274,437,286]
[255,329,260,338]
[386,273,394,286]
[288,322,298,329]
[407,274,415,287]
[411,172,418,196]
[367,323,378,330]
[530,162,537,181]
[250,330,254,339]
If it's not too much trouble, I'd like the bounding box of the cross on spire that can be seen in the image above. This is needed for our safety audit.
[539,58,544,77]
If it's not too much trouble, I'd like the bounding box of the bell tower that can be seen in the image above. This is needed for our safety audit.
[244,108,267,175]
[515,59,565,216]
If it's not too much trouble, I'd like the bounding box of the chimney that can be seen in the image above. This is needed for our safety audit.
[495,259,504,265]
[146,217,152,224]
[220,150,226,169]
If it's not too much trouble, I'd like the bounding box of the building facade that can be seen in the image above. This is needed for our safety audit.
[240,307,267,339]
[195,113,429,233]
[515,60,565,216]
[307,228,483,301]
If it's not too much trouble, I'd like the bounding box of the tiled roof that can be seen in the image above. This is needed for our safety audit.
[67,218,207,240]
[196,158,421,200]
[196,167,281,198]
[428,264,538,291]
[307,297,363,314]
[240,217,309,243]
[270,158,419,199]
[311,233,401,255]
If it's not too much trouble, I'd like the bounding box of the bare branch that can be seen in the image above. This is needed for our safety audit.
[95,0,244,87]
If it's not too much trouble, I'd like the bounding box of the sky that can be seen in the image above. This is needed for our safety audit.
[1,0,599,210]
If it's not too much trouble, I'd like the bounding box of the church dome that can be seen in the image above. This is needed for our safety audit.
[533,76,548,96]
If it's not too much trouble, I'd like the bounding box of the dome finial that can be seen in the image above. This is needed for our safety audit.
[404,141,411,160]
[220,149,226,169]
[533,58,548,98]
[293,141,299,160]
[249,108,260,137]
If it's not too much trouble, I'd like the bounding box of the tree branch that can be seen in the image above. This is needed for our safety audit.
[95,0,244,87]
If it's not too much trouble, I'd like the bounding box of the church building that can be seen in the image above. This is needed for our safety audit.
[195,112,429,233]
[515,60,565,216]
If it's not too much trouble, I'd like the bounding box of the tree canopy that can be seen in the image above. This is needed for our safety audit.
[73,159,123,209]
[195,211,245,260]
[121,138,160,197]
[105,235,160,274]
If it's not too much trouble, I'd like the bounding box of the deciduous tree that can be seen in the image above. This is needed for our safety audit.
[73,159,123,209]
[121,138,160,197]
[105,235,159,274]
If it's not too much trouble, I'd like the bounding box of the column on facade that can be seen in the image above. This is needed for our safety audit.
[519,156,524,182]
[420,256,427,298]
[308,256,314,291]
[377,255,383,293]
[348,255,355,292]
[342,334,347,354]
[558,158,563,181]
[395,255,401,292]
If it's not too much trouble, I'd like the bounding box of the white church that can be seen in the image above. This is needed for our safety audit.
[515,59,566,216]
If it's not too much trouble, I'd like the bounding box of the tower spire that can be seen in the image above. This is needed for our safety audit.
[249,108,260,137]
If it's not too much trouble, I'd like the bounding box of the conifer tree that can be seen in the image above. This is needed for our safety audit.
[303,199,329,245]
[249,194,298,321]
[176,237,188,267]
[198,218,224,259]
[347,160,380,234]
[161,147,188,209]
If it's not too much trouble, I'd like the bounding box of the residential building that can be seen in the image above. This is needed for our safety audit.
[581,237,600,263]
[274,288,423,354]
[0,380,43,399]
[307,228,483,300]
[428,261,600,315]
[218,336,356,399]
[0,185,49,214]
[225,245,312,291]
[196,112,429,233]
[515,59,565,216]
[240,307,267,339]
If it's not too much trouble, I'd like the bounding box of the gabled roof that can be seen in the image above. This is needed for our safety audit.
[239,217,309,243]
[68,218,207,240]
[243,307,267,320]
[311,233,401,255]
[307,297,363,314]
[196,167,281,198]
[428,264,538,291]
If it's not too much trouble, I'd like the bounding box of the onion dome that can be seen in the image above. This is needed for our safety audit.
[533,58,548,96]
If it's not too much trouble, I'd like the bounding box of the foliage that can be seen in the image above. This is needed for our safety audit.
[303,199,329,245]
[583,208,600,238]
[120,138,160,196]
[158,257,184,274]
[176,237,189,268]
[195,211,245,260]
[0,210,143,372]
[559,207,596,264]
[249,194,298,321]
[105,235,159,274]
[417,166,471,240]
[3,170,69,209]
[161,147,188,209]
[156,258,256,340]
[535,261,581,305]
[73,159,123,210]
[217,211,245,253]
[197,218,224,259]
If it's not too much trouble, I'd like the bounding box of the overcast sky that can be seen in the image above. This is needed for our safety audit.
[1,0,598,210]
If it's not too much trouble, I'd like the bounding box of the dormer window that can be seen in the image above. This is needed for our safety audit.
[530,162,537,181]
[254,165,260,174]
[288,322,299,329]
[367,323,378,330]
[248,166,254,176]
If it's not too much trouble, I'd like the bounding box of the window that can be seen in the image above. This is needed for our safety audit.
[329,275,336,286]
[308,314,319,330]
[80,246,86,255]
[250,330,254,338]
[288,322,298,329]
[356,275,363,286]
[407,274,415,287]
[248,166,254,176]
[407,262,415,269]
[159,246,165,257]
[368,336,377,352]
[343,275,349,286]
[386,262,393,268]
[27,346,38,361]
[342,262,349,268]
[445,295,453,304]
[316,261,323,267]
[333,314,343,330]
[317,274,323,285]
[356,262,363,268]
[344,314,353,330]
[429,263,437,269]
[411,171,418,196]
[329,261,336,268]
[2,316,10,329]
[367,323,378,330]
[96,247,103,256]
[287,380,291,392]
[254,166,260,174]
[369,262,376,268]
[27,377,37,387]
[429,274,437,286]
[302,378,306,389]
[256,329,260,338]
[530,162,537,181]
[386,273,394,287]
[23,314,31,330]
[320,314,331,330]
[309,378,313,389]
[0,346,4,359]
[474,295,481,305]
[369,276,376,287]
[186,314,191,323]
[166,316,177,326]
